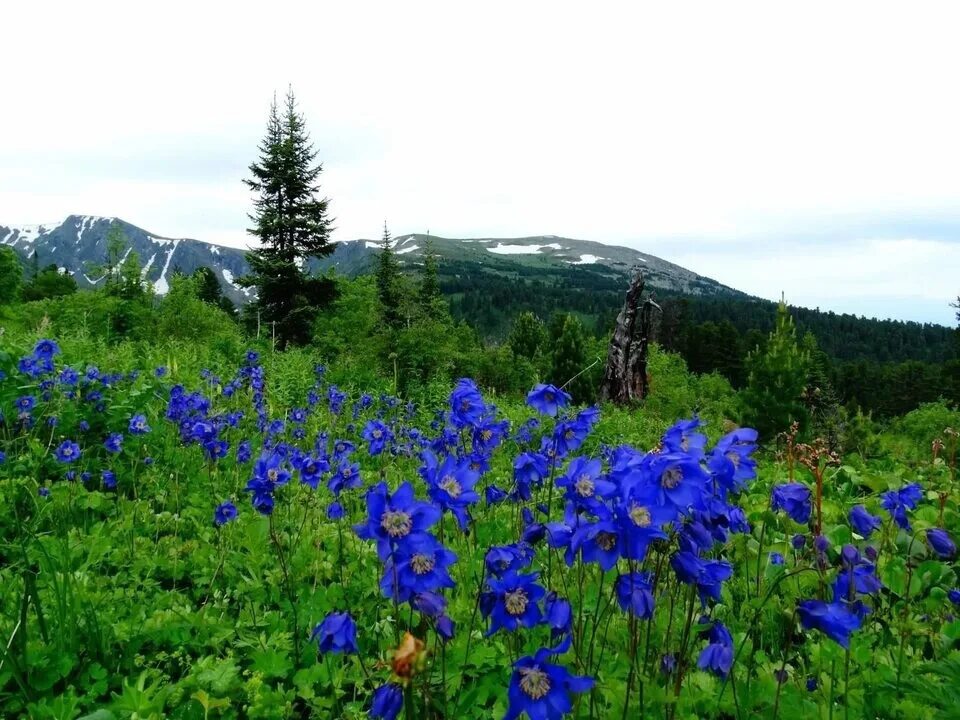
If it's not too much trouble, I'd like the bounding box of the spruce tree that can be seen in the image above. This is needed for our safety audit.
[418,239,445,320]
[509,311,547,361]
[193,266,224,305]
[741,300,810,441]
[240,89,334,347]
[550,313,590,402]
[375,222,403,329]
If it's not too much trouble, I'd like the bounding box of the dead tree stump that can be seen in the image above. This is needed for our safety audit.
[599,271,661,404]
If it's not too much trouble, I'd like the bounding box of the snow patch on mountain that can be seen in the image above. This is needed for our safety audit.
[487,242,563,255]
[153,240,181,295]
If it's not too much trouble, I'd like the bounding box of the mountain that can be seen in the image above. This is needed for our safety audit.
[0,216,744,307]
[0,215,254,304]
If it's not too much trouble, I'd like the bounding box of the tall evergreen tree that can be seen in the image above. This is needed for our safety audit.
[550,313,591,402]
[376,222,403,329]
[240,89,335,347]
[193,266,224,305]
[509,311,547,361]
[418,239,445,320]
[741,300,810,441]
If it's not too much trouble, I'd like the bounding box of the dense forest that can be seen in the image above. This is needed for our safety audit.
[441,268,960,419]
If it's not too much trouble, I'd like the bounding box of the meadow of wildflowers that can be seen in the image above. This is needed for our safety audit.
[0,337,958,719]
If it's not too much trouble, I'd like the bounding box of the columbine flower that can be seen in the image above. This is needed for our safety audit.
[128,414,150,435]
[927,528,957,559]
[449,378,485,428]
[311,611,359,654]
[948,589,960,606]
[769,552,785,566]
[849,505,882,538]
[504,646,593,720]
[55,440,81,463]
[214,501,238,526]
[880,483,923,530]
[614,572,655,618]
[354,482,441,561]
[797,599,862,648]
[102,470,117,490]
[362,419,394,456]
[380,532,457,602]
[370,683,403,720]
[771,483,812,524]
[33,338,61,359]
[671,552,733,605]
[420,451,479,530]
[526,383,571,417]
[697,622,734,678]
[483,570,545,635]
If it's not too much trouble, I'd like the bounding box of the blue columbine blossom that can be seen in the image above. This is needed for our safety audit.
[214,501,238,526]
[880,483,923,530]
[769,552,785,566]
[55,440,81,463]
[697,622,734,677]
[311,611,359,654]
[449,378,485,428]
[328,459,361,495]
[420,451,479,530]
[485,543,534,578]
[380,533,457,601]
[771,483,812,524]
[707,428,759,494]
[671,552,734,605]
[927,528,957,559]
[634,453,710,515]
[554,457,614,511]
[504,643,593,720]
[525,383,571,418]
[102,470,117,490]
[849,505,882,538]
[354,482,441,561]
[483,569,545,635]
[614,572,656,618]
[797,599,862,648]
[370,683,403,720]
[662,417,708,458]
[362,419,393,456]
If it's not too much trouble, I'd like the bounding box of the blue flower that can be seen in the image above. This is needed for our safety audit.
[634,453,710,515]
[449,378,485,428]
[543,592,573,639]
[33,338,61,359]
[927,528,956,559]
[504,646,593,720]
[380,533,457,602]
[370,683,403,720]
[525,383,571,417]
[771,483,812,524]
[707,428,758,493]
[311,611,359,654]
[769,552,785,566]
[15,395,36,413]
[880,483,923,530]
[849,505,882,538]
[797,599,862,648]
[614,572,655,618]
[948,589,960,606]
[484,543,534,578]
[214,501,238,526]
[55,440,81,463]
[671,552,733,605]
[296,454,329,489]
[483,570,545,635]
[104,433,124,454]
[128,414,150,435]
[354,482,441,561]
[328,460,361,495]
[697,622,734,678]
[102,470,117,490]
[327,501,345,520]
[420,452,479,531]
[362,419,394,456]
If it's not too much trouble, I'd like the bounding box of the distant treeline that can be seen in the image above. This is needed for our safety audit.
[442,269,959,417]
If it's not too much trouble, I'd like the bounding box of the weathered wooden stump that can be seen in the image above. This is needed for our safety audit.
[599,271,661,404]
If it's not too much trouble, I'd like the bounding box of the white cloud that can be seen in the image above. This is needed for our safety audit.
[1,1,959,323]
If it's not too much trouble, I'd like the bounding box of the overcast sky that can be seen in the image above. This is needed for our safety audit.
[3,2,959,325]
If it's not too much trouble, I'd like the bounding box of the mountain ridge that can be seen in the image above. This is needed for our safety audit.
[0,215,746,305]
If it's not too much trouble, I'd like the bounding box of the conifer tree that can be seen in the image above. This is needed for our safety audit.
[193,266,224,305]
[240,89,335,347]
[509,311,547,361]
[741,300,810,441]
[550,313,590,402]
[376,223,403,329]
[417,239,445,320]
